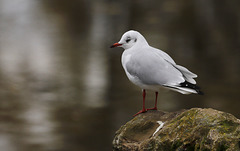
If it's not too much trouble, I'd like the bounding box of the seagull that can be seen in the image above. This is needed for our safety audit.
[110,30,203,116]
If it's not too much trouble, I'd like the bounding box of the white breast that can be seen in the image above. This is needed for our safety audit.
[121,51,133,80]
[121,50,159,91]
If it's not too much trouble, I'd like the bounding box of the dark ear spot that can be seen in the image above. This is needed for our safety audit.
[134,39,137,42]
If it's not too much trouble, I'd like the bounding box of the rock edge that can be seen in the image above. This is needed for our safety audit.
[113,108,240,151]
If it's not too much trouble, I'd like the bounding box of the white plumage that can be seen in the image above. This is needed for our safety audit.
[111,30,203,116]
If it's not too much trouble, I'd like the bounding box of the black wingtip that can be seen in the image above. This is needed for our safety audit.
[180,81,204,95]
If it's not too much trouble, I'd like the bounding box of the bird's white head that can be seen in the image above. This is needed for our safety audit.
[110,30,148,50]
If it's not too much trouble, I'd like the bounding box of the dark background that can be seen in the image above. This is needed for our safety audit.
[0,0,239,151]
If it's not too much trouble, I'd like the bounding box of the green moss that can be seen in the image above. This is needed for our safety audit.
[183,143,195,151]
[142,140,154,150]
[216,144,229,151]
[217,120,238,133]
[171,140,183,150]
[113,108,240,151]
[172,109,199,123]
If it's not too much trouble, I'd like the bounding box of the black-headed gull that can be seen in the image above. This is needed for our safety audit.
[111,30,203,116]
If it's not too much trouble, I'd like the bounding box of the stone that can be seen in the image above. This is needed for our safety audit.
[112,108,240,151]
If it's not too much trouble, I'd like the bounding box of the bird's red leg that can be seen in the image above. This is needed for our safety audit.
[147,92,158,110]
[133,89,147,116]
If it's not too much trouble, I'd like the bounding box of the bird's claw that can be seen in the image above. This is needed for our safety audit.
[147,107,157,111]
[133,109,146,117]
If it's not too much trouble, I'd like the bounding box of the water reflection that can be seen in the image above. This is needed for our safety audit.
[82,1,110,108]
[0,0,239,151]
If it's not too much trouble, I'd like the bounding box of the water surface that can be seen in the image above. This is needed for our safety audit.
[0,0,239,150]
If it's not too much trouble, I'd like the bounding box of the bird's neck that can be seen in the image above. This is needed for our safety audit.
[136,35,149,47]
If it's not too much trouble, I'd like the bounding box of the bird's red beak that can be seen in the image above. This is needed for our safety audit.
[110,43,122,48]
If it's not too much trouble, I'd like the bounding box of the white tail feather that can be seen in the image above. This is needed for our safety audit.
[163,85,198,94]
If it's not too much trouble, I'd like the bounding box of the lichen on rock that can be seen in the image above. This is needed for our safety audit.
[112,108,240,151]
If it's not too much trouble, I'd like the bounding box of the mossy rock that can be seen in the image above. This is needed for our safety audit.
[112,108,240,151]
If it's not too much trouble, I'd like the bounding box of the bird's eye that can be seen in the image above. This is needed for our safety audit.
[126,38,131,43]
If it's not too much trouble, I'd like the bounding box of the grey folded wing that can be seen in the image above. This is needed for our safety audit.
[125,51,185,86]
[153,47,198,84]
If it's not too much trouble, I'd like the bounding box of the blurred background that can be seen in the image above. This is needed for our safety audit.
[0,0,239,151]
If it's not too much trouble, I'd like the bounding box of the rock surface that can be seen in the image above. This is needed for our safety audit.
[113,108,240,151]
